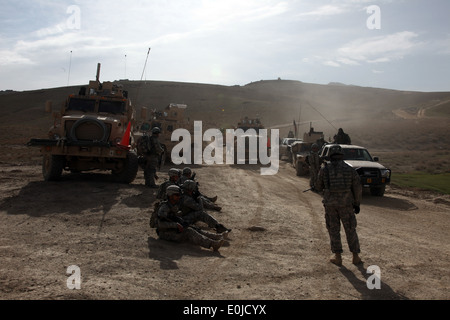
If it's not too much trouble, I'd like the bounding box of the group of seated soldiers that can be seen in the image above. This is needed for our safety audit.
[151,167,231,252]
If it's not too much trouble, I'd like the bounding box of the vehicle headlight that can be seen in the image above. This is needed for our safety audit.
[380,169,390,178]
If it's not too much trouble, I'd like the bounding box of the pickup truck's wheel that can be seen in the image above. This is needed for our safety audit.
[370,185,386,197]
[296,161,304,176]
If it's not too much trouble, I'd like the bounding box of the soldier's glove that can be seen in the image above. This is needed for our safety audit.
[353,205,360,214]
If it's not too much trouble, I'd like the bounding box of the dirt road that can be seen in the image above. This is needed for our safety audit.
[0,160,449,301]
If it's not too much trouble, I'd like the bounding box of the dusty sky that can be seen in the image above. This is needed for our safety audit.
[1,0,449,92]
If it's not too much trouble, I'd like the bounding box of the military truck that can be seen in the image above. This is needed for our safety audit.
[28,63,139,183]
[233,116,265,163]
[291,127,327,176]
[137,103,194,164]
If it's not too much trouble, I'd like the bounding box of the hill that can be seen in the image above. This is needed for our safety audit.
[0,79,449,173]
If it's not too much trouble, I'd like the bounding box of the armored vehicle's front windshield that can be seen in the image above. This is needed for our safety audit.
[67,98,96,112]
[99,101,126,114]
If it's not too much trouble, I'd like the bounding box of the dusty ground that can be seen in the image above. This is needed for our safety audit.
[1,154,449,302]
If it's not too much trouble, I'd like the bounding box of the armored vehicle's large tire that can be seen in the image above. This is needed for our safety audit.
[112,151,139,184]
[43,154,65,181]
[370,185,386,197]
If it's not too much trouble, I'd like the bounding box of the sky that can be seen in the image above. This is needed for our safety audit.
[1,0,449,92]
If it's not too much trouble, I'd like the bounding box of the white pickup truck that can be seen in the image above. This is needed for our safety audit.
[319,144,391,197]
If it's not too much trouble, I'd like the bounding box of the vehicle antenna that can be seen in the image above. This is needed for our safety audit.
[135,48,151,107]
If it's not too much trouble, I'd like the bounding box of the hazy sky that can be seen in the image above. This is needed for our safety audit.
[1,0,449,92]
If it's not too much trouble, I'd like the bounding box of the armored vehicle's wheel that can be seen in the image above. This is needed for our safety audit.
[112,151,139,184]
[370,185,386,197]
[43,154,65,181]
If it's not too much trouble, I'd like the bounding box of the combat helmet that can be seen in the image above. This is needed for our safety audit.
[328,144,344,158]
[168,168,180,177]
[182,167,192,176]
[182,179,197,192]
[152,127,161,134]
[166,185,181,196]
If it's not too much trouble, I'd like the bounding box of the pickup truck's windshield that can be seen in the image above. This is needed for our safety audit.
[343,148,373,161]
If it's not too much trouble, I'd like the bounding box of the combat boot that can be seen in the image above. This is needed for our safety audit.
[330,253,342,266]
[211,239,224,252]
[216,224,231,233]
[352,253,362,265]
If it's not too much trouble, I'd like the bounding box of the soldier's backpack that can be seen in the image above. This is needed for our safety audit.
[149,201,161,228]
[138,134,152,155]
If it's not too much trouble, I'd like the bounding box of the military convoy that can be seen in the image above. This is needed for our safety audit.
[284,126,391,196]
[234,116,265,163]
[290,127,326,176]
[28,63,139,183]
[136,103,193,164]
[319,144,391,197]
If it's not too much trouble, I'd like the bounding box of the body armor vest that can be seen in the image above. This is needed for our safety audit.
[324,161,353,192]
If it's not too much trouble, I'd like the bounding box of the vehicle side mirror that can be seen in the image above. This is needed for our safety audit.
[374,157,379,162]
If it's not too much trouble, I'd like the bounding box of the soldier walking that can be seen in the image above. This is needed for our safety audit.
[308,143,321,191]
[316,145,363,266]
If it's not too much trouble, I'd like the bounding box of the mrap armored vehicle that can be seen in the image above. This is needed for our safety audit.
[233,116,266,163]
[137,103,194,164]
[28,63,139,183]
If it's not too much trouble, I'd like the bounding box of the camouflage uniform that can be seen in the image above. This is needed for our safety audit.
[138,128,164,187]
[333,128,351,145]
[156,195,224,250]
[179,167,220,210]
[308,145,321,189]
[316,154,362,256]
[156,168,181,200]
[180,194,226,230]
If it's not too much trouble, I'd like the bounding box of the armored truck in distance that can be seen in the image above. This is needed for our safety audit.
[28,63,139,183]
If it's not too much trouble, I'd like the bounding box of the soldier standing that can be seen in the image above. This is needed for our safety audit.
[316,145,363,266]
[156,185,225,252]
[333,128,351,145]
[138,127,164,188]
[308,143,321,191]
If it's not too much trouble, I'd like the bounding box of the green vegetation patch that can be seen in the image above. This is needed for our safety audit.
[392,172,450,194]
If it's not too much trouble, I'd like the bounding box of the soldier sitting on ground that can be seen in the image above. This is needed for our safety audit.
[180,180,231,234]
[155,185,226,252]
[156,168,181,200]
[178,167,221,211]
